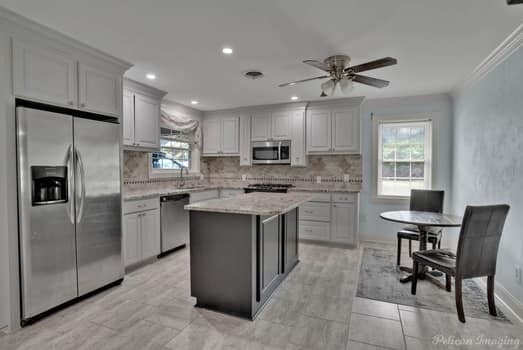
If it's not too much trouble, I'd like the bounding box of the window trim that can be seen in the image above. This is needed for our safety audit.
[372,114,433,201]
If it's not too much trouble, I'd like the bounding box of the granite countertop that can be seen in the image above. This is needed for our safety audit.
[124,185,361,201]
[184,192,315,216]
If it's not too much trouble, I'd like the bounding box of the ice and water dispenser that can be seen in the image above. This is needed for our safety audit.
[31,166,68,205]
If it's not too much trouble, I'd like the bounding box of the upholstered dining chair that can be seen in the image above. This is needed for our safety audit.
[397,189,445,266]
[411,204,510,323]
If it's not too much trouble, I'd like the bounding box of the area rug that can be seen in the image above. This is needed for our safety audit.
[357,247,510,322]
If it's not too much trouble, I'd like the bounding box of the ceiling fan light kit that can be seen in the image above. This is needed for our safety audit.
[279,54,397,97]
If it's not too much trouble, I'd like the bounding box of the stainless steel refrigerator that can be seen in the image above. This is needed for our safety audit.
[16,105,123,324]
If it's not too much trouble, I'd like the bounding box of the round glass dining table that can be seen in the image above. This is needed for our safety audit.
[380,210,462,285]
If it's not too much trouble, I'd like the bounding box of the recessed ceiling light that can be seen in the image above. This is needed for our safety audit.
[191,100,199,105]
[222,47,233,55]
[291,96,299,101]
[146,73,156,80]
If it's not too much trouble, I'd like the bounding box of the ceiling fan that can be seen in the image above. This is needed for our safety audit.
[279,55,397,97]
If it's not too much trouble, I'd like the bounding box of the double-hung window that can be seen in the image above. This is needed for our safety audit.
[376,119,432,198]
[151,127,191,171]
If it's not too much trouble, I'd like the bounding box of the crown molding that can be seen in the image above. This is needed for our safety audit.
[452,23,523,98]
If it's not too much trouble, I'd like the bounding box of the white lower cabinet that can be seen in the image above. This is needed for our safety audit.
[123,198,160,267]
[298,192,359,246]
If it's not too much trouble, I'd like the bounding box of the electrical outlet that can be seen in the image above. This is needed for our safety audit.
[343,174,350,183]
[515,265,522,285]
[242,174,247,181]
[316,176,321,184]
[199,174,204,181]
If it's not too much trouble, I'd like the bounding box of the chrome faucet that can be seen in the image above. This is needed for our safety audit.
[179,167,189,187]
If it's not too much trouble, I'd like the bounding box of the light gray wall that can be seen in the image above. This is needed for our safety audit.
[359,94,454,243]
[452,46,523,304]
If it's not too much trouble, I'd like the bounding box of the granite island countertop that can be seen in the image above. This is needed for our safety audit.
[184,192,315,216]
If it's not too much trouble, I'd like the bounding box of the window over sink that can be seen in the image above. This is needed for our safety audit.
[151,128,192,173]
[375,119,432,198]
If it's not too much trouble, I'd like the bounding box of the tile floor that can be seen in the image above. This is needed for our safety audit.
[0,242,522,350]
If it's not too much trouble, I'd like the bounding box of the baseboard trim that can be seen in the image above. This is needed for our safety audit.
[475,277,523,325]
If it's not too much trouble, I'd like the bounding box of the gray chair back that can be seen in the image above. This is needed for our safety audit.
[456,205,510,279]
[410,190,445,213]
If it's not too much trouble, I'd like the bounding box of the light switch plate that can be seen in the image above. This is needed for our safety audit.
[316,176,321,184]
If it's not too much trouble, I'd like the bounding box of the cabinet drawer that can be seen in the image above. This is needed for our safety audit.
[190,189,219,203]
[299,202,330,222]
[124,197,159,214]
[294,191,331,202]
[332,193,356,203]
[299,221,330,241]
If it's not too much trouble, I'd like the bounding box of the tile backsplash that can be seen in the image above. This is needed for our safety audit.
[123,150,362,190]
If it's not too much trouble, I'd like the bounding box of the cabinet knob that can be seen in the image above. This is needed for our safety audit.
[80,103,86,108]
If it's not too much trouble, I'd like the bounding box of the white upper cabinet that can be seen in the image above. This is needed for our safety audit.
[251,112,271,141]
[221,117,240,154]
[306,99,362,154]
[13,41,77,108]
[332,108,360,153]
[251,111,291,141]
[290,111,306,167]
[239,115,252,166]
[12,38,130,118]
[133,93,160,148]
[202,115,239,156]
[203,118,222,154]
[122,89,134,146]
[307,110,332,152]
[271,111,291,140]
[122,79,166,151]
[78,63,121,117]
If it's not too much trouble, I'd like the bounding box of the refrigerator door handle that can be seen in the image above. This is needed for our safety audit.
[75,148,86,224]
[65,144,75,224]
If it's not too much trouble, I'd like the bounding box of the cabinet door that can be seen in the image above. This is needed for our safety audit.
[221,117,240,154]
[331,203,356,244]
[202,118,222,155]
[134,93,160,149]
[332,108,360,153]
[239,115,252,166]
[290,111,306,166]
[251,112,271,141]
[12,40,77,108]
[123,213,141,266]
[140,209,160,260]
[307,110,331,153]
[78,63,121,117]
[258,215,281,301]
[271,111,291,140]
[122,90,135,146]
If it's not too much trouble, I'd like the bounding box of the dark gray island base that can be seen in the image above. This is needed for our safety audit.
[186,192,312,320]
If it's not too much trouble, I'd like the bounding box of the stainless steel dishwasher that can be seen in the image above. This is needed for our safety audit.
[159,194,190,257]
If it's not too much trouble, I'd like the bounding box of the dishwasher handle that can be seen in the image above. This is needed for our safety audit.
[161,194,190,203]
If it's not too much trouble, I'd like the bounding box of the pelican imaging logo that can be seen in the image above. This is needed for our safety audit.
[432,335,520,348]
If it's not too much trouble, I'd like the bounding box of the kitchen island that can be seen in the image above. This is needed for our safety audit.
[185,192,313,319]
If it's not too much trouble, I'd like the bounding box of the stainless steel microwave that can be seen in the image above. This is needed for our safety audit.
[252,140,291,164]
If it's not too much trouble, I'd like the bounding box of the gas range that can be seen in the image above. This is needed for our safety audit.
[244,183,294,193]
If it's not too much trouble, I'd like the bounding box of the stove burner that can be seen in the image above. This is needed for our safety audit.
[244,183,294,193]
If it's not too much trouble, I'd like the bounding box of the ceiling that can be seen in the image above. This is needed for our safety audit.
[1,0,522,110]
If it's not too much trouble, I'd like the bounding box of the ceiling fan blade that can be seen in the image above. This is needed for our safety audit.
[351,74,390,88]
[278,75,330,87]
[345,57,397,73]
[303,60,331,72]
